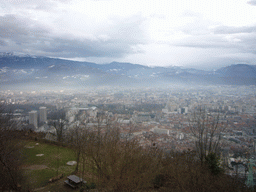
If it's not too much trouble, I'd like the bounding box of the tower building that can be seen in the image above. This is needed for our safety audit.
[39,106,47,123]
[29,110,38,128]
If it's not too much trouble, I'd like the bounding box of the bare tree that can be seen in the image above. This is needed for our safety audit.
[54,119,65,142]
[0,110,24,191]
[53,110,66,143]
[68,126,90,173]
[189,106,226,164]
[66,112,163,190]
[79,127,162,191]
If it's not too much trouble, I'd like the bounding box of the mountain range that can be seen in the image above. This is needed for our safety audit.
[0,53,256,90]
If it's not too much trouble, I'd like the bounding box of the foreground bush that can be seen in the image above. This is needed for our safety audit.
[0,118,25,191]
[69,127,250,192]
[157,150,248,192]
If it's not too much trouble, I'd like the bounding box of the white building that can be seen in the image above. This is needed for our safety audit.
[29,110,38,128]
[177,132,185,140]
[39,107,47,123]
[152,127,170,136]
[132,112,151,123]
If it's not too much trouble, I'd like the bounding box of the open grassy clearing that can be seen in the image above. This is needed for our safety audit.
[22,141,76,190]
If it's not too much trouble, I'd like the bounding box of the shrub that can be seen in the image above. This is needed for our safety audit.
[205,152,223,175]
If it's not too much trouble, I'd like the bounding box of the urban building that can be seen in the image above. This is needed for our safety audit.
[29,110,38,128]
[39,106,47,123]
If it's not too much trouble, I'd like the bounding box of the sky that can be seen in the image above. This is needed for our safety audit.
[0,0,256,69]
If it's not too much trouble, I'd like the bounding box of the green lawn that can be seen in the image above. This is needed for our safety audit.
[22,141,76,189]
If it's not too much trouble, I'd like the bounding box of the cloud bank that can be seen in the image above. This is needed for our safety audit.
[0,14,146,58]
[0,0,256,68]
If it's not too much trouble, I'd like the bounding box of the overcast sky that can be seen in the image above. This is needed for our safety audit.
[1,0,256,69]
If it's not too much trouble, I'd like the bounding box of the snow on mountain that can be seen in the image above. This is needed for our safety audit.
[0,53,256,90]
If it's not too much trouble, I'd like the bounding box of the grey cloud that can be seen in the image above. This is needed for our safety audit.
[0,14,146,58]
[92,0,113,1]
[0,0,71,11]
[0,39,6,46]
[182,10,201,18]
[173,17,256,55]
[173,35,231,49]
[107,15,147,44]
[173,28,256,57]
[179,17,216,36]
[247,0,256,5]
[36,37,134,58]
[237,33,256,54]
[213,25,256,34]
[149,14,166,20]
[0,15,49,38]
[211,24,256,54]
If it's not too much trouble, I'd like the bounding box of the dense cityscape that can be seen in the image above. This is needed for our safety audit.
[1,85,256,178]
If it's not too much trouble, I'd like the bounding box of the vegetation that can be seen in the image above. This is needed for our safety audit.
[189,107,226,164]
[155,150,247,192]
[0,123,25,191]
[22,141,76,189]
[205,152,223,175]
[0,110,252,192]
[69,127,249,192]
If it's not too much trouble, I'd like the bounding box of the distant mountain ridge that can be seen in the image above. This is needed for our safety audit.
[216,64,256,77]
[0,53,255,90]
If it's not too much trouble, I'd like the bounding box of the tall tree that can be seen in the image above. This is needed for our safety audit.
[54,119,65,142]
[79,127,162,191]
[189,106,226,164]
[67,126,90,173]
[0,111,24,190]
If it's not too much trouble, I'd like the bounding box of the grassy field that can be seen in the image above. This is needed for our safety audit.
[22,141,76,190]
